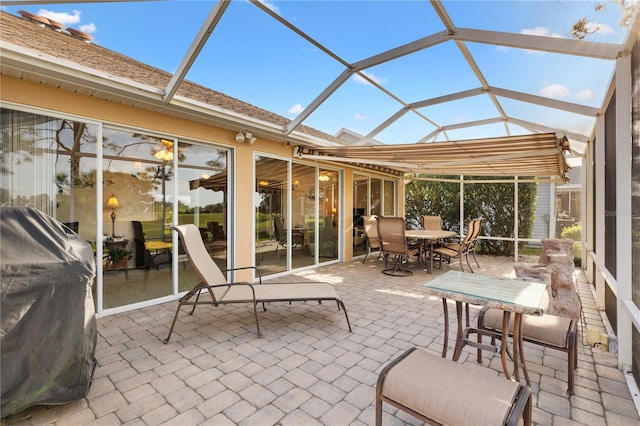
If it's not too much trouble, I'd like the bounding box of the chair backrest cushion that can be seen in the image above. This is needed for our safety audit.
[422,215,442,230]
[362,215,380,248]
[132,220,146,241]
[273,215,284,242]
[172,224,228,301]
[462,218,482,244]
[377,216,409,255]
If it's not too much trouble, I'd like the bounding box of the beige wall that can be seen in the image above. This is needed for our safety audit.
[2,75,402,278]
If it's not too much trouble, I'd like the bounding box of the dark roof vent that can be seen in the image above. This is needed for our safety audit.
[66,27,93,43]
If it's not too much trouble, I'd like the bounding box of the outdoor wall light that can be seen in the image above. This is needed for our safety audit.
[236,131,257,144]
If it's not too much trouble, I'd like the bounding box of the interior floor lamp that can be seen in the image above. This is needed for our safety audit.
[107,194,120,238]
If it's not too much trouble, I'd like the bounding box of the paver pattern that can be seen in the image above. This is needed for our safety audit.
[3,255,639,425]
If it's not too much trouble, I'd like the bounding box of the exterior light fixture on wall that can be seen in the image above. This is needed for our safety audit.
[236,131,257,144]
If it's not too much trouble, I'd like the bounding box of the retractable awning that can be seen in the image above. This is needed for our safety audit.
[295,133,571,181]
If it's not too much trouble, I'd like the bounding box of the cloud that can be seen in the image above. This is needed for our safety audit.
[37,9,81,26]
[353,70,387,86]
[576,88,594,100]
[539,84,570,98]
[257,0,279,14]
[588,21,615,35]
[519,27,564,54]
[288,103,305,114]
[354,113,366,120]
[37,8,97,34]
[80,23,96,34]
[521,26,563,38]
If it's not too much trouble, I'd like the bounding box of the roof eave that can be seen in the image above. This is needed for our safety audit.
[1,42,338,149]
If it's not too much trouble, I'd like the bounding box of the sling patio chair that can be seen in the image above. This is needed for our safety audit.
[421,215,442,231]
[433,218,483,273]
[361,215,383,263]
[376,216,419,277]
[163,224,352,343]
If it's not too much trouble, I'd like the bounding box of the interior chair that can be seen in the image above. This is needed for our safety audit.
[361,215,383,263]
[163,224,352,343]
[273,215,305,253]
[433,218,483,272]
[132,220,171,269]
[477,307,578,394]
[376,216,419,276]
[421,215,442,230]
[206,221,226,241]
[62,221,79,233]
[376,347,532,426]
[319,216,337,258]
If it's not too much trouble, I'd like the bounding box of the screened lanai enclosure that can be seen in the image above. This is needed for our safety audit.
[1,0,639,397]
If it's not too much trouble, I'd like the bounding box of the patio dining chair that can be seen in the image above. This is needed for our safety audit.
[376,216,419,276]
[361,215,383,263]
[477,306,578,394]
[433,218,483,272]
[376,347,532,425]
[421,215,442,230]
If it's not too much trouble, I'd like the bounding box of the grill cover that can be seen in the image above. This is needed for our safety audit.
[1,207,97,416]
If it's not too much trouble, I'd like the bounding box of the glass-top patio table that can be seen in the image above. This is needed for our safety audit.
[423,271,549,384]
[404,229,456,273]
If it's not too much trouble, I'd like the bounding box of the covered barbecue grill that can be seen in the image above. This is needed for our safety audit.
[1,207,97,416]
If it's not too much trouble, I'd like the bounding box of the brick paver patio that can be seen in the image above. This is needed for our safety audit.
[3,255,640,425]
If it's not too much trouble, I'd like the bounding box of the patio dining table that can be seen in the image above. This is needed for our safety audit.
[423,271,549,384]
[404,229,456,273]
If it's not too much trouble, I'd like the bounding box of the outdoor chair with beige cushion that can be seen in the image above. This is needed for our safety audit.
[362,215,383,263]
[477,307,577,394]
[421,215,442,231]
[163,224,351,343]
[376,216,419,276]
[376,347,532,425]
[433,217,483,272]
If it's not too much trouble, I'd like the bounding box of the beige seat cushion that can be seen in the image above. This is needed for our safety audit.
[222,282,340,303]
[433,246,460,257]
[381,348,522,426]
[482,308,572,348]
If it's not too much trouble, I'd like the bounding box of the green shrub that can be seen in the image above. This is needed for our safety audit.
[405,175,537,257]
[561,222,581,241]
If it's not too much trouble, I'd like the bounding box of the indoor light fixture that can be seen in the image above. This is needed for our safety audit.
[318,172,330,182]
[106,194,120,238]
[154,139,174,162]
[236,131,257,144]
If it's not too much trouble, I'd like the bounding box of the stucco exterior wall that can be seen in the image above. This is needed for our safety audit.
[2,75,401,279]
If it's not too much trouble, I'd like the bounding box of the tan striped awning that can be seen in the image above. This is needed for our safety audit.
[297,133,571,181]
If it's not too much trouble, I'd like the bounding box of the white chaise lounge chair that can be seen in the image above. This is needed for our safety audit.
[163,224,352,343]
